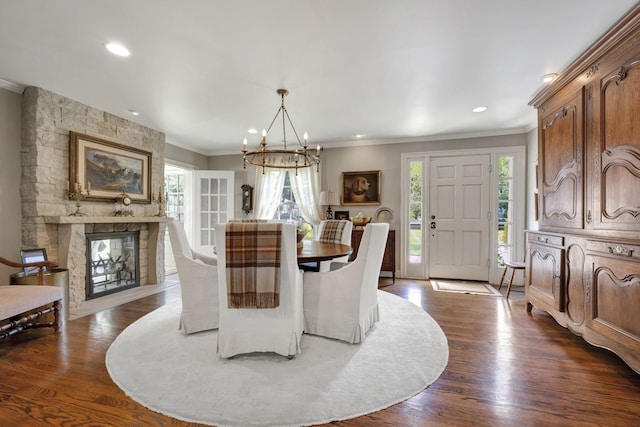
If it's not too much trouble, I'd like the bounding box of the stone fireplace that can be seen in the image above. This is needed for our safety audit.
[44,216,167,312]
[20,86,168,315]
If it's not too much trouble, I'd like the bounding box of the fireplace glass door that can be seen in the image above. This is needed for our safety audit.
[86,231,140,299]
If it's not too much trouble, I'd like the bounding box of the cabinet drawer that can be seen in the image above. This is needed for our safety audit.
[528,232,564,246]
[586,240,640,260]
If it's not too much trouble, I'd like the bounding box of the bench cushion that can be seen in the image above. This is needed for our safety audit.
[0,285,63,319]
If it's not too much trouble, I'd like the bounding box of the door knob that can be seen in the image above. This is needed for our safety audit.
[430,222,436,229]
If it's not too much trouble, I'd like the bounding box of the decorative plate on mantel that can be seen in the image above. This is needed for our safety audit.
[375,207,395,225]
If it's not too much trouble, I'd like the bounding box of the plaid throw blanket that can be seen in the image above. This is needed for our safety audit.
[319,220,346,243]
[225,222,281,309]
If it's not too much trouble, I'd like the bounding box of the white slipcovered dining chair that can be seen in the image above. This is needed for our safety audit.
[215,222,304,358]
[303,222,389,344]
[167,220,219,334]
[315,219,353,272]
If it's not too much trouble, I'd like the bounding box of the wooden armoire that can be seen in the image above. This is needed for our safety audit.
[527,4,640,374]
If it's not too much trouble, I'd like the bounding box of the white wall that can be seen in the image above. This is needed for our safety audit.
[0,87,24,279]
[165,142,209,170]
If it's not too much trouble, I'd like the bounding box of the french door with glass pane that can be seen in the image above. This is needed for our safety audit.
[193,171,234,253]
[164,164,188,275]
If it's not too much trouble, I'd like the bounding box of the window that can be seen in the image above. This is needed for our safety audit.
[273,171,313,237]
[164,165,185,222]
[409,160,423,264]
[497,156,514,266]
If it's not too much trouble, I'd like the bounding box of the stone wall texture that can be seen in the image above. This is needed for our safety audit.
[21,87,166,309]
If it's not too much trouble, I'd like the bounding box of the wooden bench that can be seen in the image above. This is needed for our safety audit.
[0,257,62,340]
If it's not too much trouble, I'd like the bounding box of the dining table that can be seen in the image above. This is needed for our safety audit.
[297,240,352,272]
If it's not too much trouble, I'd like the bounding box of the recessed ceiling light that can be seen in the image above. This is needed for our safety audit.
[472,106,487,113]
[128,110,140,116]
[106,42,130,57]
[354,134,365,138]
[248,128,258,134]
[542,73,558,83]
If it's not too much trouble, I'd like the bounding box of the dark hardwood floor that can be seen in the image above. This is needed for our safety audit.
[1,278,639,426]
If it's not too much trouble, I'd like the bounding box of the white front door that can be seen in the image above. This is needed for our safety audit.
[428,155,490,280]
[193,170,234,253]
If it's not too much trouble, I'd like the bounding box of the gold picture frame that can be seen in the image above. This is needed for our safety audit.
[341,170,381,205]
[69,131,152,203]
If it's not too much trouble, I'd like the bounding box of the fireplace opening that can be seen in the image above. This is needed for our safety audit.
[86,231,140,300]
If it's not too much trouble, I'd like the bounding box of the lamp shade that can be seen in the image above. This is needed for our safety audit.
[320,190,340,206]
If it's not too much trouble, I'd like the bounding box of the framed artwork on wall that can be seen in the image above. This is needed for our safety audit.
[69,131,152,203]
[341,170,381,205]
[334,210,350,220]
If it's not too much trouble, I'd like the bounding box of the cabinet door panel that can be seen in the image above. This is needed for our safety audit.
[381,230,396,272]
[348,230,362,261]
[539,89,584,229]
[566,244,586,326]
[593,61,640,231]
[590,255,640,344]
[527,242,565,311]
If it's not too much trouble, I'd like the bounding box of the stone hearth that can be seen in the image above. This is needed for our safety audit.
[45,216,168,313]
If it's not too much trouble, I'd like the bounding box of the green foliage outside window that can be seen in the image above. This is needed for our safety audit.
[497,156,513,266]
[410,161,423,224]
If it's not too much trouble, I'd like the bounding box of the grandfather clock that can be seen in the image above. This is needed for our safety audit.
[241,184,254,214]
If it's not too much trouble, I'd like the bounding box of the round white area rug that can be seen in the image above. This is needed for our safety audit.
[106,291,448,427]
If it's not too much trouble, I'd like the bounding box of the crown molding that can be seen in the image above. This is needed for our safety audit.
[0,78,25,94]
[208,126,534,156]
[320,127,533,150]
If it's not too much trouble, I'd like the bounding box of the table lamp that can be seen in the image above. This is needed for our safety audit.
[320,190,340,219]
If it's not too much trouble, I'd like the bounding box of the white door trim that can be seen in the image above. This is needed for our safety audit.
[400,146,526,282]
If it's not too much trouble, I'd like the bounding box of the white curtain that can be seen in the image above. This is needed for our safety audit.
[254,168,285,219]
[290,167,324,225]
[254,166,324,225]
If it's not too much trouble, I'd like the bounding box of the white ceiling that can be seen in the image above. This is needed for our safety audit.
[0,1,638,155]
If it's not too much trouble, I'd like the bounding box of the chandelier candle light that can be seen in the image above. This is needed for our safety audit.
[242,89,322,175]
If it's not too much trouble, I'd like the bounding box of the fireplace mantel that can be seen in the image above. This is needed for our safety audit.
[44,216,170,224]
[44,216,171,314]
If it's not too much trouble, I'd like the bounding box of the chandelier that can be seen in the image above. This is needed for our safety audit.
[243,89,321,174]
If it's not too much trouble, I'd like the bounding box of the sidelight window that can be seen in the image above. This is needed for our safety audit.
[497,156,514,266]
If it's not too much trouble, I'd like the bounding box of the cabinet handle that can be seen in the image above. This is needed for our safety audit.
[608,245,634,257]
[538,236,549,243]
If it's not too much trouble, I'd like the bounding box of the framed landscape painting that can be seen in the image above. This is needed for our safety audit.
[341,170,381,205]
[69,131,152,203]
